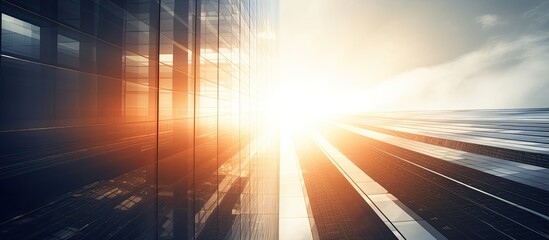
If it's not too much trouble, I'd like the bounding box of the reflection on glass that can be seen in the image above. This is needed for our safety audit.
[1,13,40,58]
[57,34,79,67]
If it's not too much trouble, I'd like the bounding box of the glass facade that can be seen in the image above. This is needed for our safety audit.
[0,0,279,239]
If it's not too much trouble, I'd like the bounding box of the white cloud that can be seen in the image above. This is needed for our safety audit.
[476,14,501,28]
[359,33,549,111]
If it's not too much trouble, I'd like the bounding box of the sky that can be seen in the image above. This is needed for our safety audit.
[278,0,549,113]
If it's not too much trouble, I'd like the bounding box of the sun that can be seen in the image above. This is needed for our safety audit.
[269,84,333,129]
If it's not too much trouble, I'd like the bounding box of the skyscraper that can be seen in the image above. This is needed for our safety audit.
[0,0,279,239]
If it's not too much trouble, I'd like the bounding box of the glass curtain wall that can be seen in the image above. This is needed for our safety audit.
[0,0,278,239]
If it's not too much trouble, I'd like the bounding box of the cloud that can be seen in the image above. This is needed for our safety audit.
[360,33,549,111]
[524,0,549,30]
[476,14,502,28]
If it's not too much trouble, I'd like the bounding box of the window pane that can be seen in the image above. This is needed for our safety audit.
[1,13,40,58]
